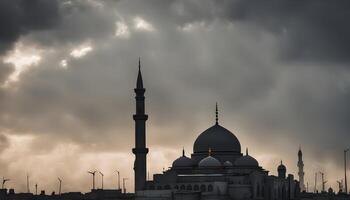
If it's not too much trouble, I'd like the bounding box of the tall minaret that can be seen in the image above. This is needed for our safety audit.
[132,59,148,191]
[298,147,306,191]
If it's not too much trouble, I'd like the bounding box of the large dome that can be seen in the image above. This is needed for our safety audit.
[193,124,241,153]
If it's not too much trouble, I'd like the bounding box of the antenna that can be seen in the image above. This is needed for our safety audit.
[99,171,104,189]
[88,171,97,190]
[58,178,62,195]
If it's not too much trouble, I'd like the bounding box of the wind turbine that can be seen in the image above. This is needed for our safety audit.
[88,171,97,190]
[115,171,120,190]
[58,178,62,195]
[99,171,104,189]
[2,177,10,189]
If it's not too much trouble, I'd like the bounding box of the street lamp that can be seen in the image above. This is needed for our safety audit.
[116,171,120,190]
[123,178,128,194]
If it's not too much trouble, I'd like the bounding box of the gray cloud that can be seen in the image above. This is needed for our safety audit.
[0,0,349,192]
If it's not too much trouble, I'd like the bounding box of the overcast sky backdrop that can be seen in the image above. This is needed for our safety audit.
[1,0,350,193]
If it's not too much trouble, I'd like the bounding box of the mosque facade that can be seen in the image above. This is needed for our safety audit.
[133,62,300,200]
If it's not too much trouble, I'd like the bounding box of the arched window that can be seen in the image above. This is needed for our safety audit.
[187,185,192,190]
[208,185,213,192]
[194,185,199,191]
[164,185,170,190]
[200,184,206,192]
[180,185,185,190]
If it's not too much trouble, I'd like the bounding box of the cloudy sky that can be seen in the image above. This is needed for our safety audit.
[1,0,350,193]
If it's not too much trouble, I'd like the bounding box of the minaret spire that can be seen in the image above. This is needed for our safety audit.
[182,148,185,157]
[132,58,148,191]
[246,148,248,156]
[136,57,143,88]
[298,146,305,191]
[215,102,219,125]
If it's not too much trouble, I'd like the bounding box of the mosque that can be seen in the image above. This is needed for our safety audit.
[132,61,300,200]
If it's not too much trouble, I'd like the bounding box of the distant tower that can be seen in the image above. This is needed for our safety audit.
[298,147,306,191]
[278,160,286,179]
[132,59,148,191]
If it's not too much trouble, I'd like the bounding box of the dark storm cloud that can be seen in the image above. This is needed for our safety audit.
[0,0,61,55]
[172,0,350,63]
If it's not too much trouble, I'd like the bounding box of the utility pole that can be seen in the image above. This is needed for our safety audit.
[319,171,327,193]
[123,178,128,194]
[345,149,349,194]
[58,178,62,195]
[2,177,10,189]
[116,171,120,190]
[88,171,97,190]
[99,171,104,189]
[35,184,38,195]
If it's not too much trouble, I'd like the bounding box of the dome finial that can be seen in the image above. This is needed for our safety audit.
[138,57,141,71]
[215,102,219,125]
[280,160,283,165]
[208,147,212,156]
[246,148,248,156]
[182,147,185,157]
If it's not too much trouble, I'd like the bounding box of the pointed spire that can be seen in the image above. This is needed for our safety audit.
[215,102,219,125]
[136,57,143,88]
[280,160,283,165]
[246,148,248,156]
[208,147,212,156]
[182,147,185,157]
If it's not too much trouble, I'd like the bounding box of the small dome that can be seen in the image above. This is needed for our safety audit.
[234,148,259,167]
[198,156,221,168]
[172,156,193,167]
[223,161,233,167]
[172,149,193,168]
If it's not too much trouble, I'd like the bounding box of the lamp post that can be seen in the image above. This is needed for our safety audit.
[99,172,104,189]
[116,171,120,190]
[58,178,62,195]
[88,171,97,190]
[123,178,128,194]
[345,149,349,194]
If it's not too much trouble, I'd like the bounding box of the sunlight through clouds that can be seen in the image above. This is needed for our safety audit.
[2,42,42,87]
[133,17,154,32]
[70,46,93,58]
[115,21,130,38]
